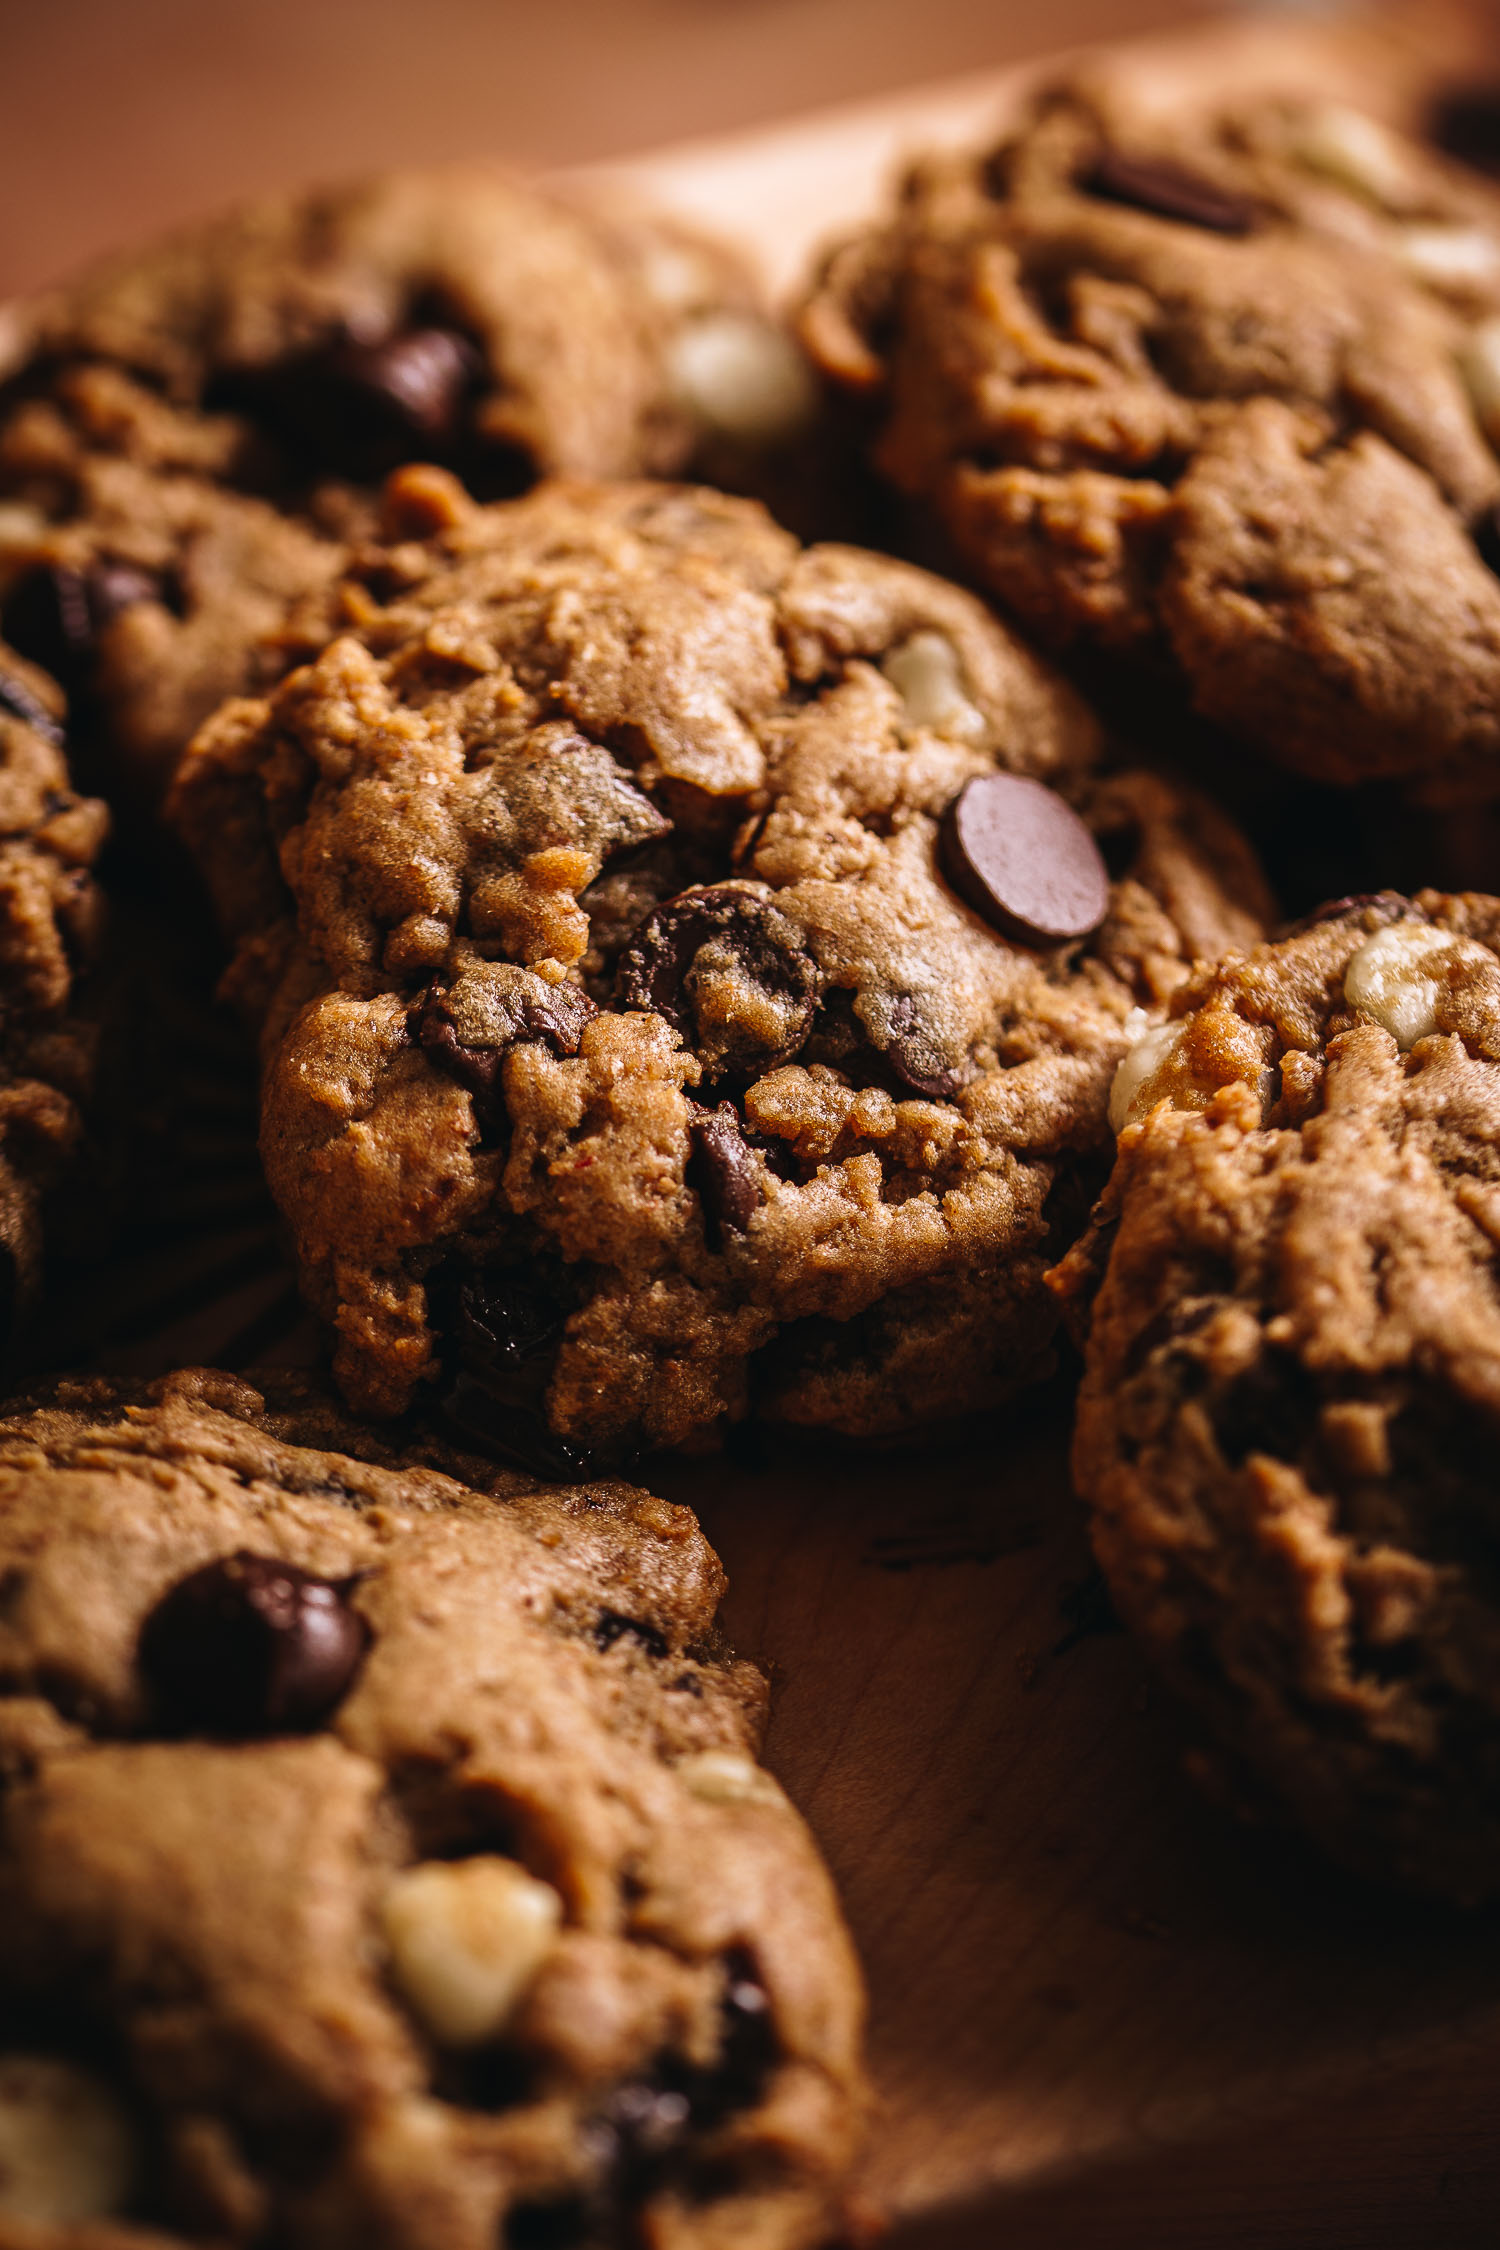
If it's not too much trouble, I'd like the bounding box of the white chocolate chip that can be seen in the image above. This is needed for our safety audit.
[1290,103,1411,207]
[880,631,986,743]
[1343,920,1472,1048]
[1108,1020,1183,1133]
[1396,224,1500,290]
[0,2056,136,2224]
[668,312,819,446]
[675,1749,786,1807]
[383,1857,562,2049]
[1460,317,1500,444]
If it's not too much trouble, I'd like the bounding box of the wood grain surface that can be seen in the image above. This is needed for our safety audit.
[659,1412,1500,2247]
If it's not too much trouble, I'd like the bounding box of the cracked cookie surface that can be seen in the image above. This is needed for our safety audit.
[0,163,798,803]
[171,474,1269,1459]
[0,1367,864,2250]
[800,69,1500,792]
[1052,890,1500,1900]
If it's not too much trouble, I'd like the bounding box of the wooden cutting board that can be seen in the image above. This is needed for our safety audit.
[43,8,1500,2242]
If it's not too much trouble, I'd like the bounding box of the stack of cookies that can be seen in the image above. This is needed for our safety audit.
[5,39,1500,2246]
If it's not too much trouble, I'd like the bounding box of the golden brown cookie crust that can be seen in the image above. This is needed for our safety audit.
[170,475,1270,1457]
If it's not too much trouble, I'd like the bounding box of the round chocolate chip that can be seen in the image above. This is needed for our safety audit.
[616,886,818,1079]
[939,773,1110,946]
[1084,148,1255,235]
[139,1551,370,1736]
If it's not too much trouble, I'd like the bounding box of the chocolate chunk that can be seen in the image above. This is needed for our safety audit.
[1283,891,1414,937]
[688,1103,763,1243]
[414,980,597,1122]
[881,996,967,1102]
[657,1950,777,2131]
[1428,85,1500,176]
[940,772,1110,946]
[139,1551,370,1735]
[0,668,63,747]
[440,1267,598,1479]
[697,1957,777,2125]
[593,1610,670,1659]
[616,887,818,1079]
[2,563,163,692]
[417,1013,505,1111]
[224,326,483,477]
[1084,148,1255,235]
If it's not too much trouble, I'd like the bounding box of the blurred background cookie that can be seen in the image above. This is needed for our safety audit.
[1054,891,1500,1900]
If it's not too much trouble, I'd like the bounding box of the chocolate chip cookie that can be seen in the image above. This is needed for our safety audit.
[170,473,1270,1459]
[1051,890,1500,1900]
[800,70,1500,792]
[0,164,811,804]
[0,1366,865,2248]
[0,640,107,1336]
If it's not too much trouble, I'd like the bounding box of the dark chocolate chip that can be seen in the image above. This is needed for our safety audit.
[138,1551,370,1735]
[881,996,967,1102]
[1282,890,1414,938]
[1084,148,1255,234]
[593,1609,670,1659]
[940,772,1110,946]
[417,1013,504,1111]
[414,980,597,1123]
[3,567,94,686]
[0,668,64,747]
[616,886,818,1079]
[336,328,481,442]
[2,562,163,692]
[221,326,483,478]
[1428,85,1500,176]
[517,984,600,1052]
[438,1267,600,1479]
[661,1950,777,2131]
[688,1102,763,1244]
